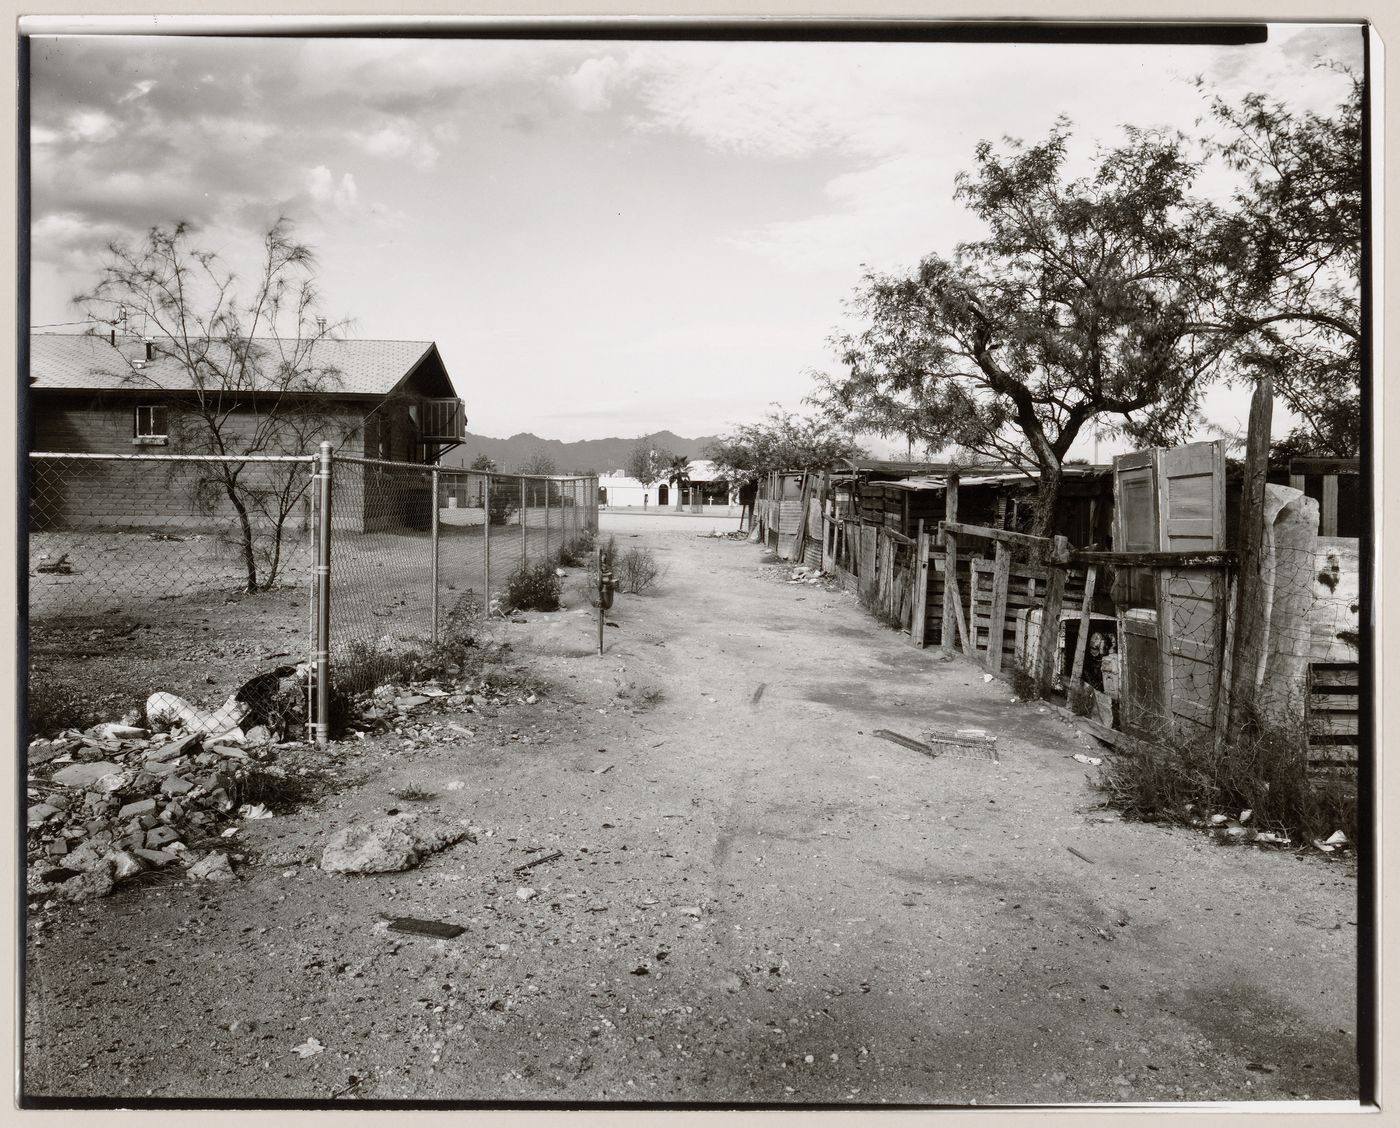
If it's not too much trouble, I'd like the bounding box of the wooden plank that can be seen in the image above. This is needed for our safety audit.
[1289,473,1306,492]
[1069,550,1237,568]
[942,520,1071,561]
[987,542,1011,672]
[940,476,960,657]
[1228,374,1273,742]
[1067,564,1099,688]
[1289,456,1361,476]
[1035,540,1069,694]
[910,522,930,648]
[949,573,972,656]
[1321,474,1339,536]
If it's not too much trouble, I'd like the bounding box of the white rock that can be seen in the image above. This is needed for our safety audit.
[1325,830,1349,846]
[983,674,994,683]
[1239,809,1253,824]
[516,887,538,901]
[189,852,236,882]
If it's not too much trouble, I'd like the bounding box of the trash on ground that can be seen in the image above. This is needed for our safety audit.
[387,917,466,939]
[239,803,274,820]
[513,849,564,873]
[872,730,937,758]
[292,1037,326,1059]
[1325,830,1349,846]
[1066,847,1095,865]
[1073,753,1103,767]
[516,887,538,901]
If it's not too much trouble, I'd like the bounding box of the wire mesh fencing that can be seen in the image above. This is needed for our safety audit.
[26,451,319,737]
[25,449,599,743]
[323,455,599,691]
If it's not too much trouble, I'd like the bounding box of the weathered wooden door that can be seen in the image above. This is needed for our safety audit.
[1113,451,1165,737]
[1155,441,1226,730]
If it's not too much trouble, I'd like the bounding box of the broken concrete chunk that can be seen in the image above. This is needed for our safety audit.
[1325,830,1349,846]
[106,849,145,879]
[146,734,202,763]
[146,692,251,736]
[135,848,178,867]
[119,797,159,819]
[56,860,115,903]
[320,814,471,875]
[90,723,148,742]
[161,776,195,796]
[27,804,58,828]
[145,826,180,849]
[51,761,123,790]
[188,852,236,882]
[28,740,61,766]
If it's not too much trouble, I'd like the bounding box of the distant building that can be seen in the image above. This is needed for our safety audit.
[597,459,737,512]
[28,332,466,532]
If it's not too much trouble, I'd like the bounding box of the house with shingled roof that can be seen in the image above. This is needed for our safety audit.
[27,332,466,532]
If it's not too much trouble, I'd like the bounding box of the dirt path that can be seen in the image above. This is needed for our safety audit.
[23,522,1359,1106]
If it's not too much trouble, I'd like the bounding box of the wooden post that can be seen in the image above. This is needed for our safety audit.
[1214,570,1237,753]
[1288,472,1306,492]
[940,474,960,656]
[1067,564,1099,688]
[1321,473,1339,536]
[987,541,1011,671]
[910,520,930,647]
[1228,373,1273,741]
[1035,536,1069,696]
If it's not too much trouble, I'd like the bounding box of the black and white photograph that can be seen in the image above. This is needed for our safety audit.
[18,15,1372,1111]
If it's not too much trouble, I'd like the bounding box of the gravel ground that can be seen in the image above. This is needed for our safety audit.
[21,522,1359,1109]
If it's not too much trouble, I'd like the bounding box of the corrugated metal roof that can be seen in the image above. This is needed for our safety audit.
[29,333,445,398]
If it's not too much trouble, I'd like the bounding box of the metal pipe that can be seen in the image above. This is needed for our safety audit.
[28,450,312,464]
[430,466,440,645]
[314,441,333,748]
[520,476,528,570]
[483,472,491,603]
[545,478,552,560]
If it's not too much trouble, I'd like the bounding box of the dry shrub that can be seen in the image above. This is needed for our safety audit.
[504,559,562,612]
[1096,710,1356,845]
[616,546,666,594]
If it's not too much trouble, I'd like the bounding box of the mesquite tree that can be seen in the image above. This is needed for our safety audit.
[814,121,1230,538]
[1199,68,1362,457]
[77,219,351,591]
[704,408,862,482]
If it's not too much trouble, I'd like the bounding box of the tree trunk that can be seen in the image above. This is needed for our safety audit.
[222,477,260,593]
[1028,461,1063,542]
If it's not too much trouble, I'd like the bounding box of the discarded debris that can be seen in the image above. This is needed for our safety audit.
[36,553,73,575]
[1072,753,1103,767]
[1066,847,1095,865]
[292,1037,326,1059]
[1325,830,1349,846]
[387,917,466,939]
[513,849,564,873]
[751,683,767,705]
[516,887,538,902]
[872,730,937,758]
[188,852,237,882]
[239,803,273,820]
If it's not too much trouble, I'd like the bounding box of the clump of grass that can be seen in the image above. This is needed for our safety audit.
[230,764,315,813]
[557,531,595,568]
[26,680,110,740]
[1069,682,1096,716]
[390,783,436,802]
[1096,709,1356,846]
[615,545,665,595]
[1007,663,1039,701]
[617,681,664,710]
[504,559,562,612]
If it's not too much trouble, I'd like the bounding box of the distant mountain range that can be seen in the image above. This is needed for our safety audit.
[440,431,724,475]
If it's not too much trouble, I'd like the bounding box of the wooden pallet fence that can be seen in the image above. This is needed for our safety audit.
[968,557,1088,670]
[1306,661,1359,780]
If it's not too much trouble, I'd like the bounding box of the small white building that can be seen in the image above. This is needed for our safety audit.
[598,459,738,513]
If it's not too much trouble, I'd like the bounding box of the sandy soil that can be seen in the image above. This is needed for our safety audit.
[22,520,1359,1107]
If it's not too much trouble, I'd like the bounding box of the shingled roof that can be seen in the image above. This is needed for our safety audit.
[28,333,453,399]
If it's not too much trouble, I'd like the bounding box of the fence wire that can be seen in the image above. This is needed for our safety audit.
[27,452,318,735]
[26,450,599,739]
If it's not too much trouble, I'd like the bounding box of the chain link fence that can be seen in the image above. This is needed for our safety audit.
[26,450,599,742]
[27,451,320,737]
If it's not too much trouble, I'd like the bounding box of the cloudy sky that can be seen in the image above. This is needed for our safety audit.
[26,23,1363,451]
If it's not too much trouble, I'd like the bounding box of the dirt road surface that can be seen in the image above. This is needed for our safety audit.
[23,520,1359,1107]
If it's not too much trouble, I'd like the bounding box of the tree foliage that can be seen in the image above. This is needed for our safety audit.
[704,408,862,481]
[76,219,351,591]
[813,121,1230,536]
[516,452,558,476]
[1200,67,1362,457]
[469,453,498,471]
[625,437,670,487]
[663,453,691,509]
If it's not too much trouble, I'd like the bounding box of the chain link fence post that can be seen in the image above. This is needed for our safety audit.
[520,477,528,571]
[545,478,551,561]
[483,471,491,603]
[314,441,334,748]
[430,466,441,645]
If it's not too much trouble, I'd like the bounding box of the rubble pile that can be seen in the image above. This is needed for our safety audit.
[26,669,545,905]
[26,718,285,904]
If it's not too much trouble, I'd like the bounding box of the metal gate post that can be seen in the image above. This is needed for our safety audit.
[483,472,491,601]
[545,478,552,560]
[521,477,528,569]
[314,441,333,747]
[430,467,440,645]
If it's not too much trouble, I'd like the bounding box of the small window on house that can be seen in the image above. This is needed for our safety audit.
[134,405,168,444]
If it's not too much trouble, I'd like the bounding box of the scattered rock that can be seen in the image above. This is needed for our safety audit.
[320,814,471,874]
[56,860,115,903]
[51,761,123,790]
[189,852,237,882]
[516,887,538,901]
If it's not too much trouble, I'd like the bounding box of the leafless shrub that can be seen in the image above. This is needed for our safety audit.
[616,546,666,594]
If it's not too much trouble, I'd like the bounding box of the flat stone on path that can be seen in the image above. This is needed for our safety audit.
[50,761,122,789]
[320,813,472,874]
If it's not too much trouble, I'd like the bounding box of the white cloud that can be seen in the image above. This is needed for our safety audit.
[555,56,625,112]
[68,110,113,141]
[360,124,440,171]
[305,166,358,213]
[118,78,156,103]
